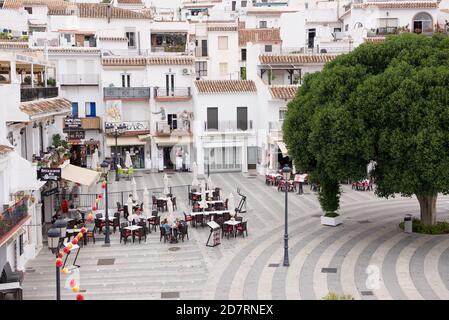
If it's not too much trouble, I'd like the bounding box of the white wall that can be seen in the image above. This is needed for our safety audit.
[207,31,239,79]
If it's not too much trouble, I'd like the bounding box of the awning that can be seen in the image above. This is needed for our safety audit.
[138,134,151,141]
[61,164,100,186]
[153,135,192,146]
[106,136,147,147]
[9,152,45,193]
[277,141,288,157]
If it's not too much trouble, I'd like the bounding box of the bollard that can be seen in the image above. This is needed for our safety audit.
[404,214,413,233]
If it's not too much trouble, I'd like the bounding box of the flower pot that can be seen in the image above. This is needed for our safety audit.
[321,215,342,227]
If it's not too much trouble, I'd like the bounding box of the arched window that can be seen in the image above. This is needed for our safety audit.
[354,22,363,29]
[413,12,433,34]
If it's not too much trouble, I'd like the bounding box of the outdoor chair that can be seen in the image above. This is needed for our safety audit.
[85,223,96,244]
[149,216,160,232]
[223,212,231,222]
[95,214,105,233]
[116,202,124,215]
[171,197,177,210]
[194,214,204,227]
[133,223,147,243]
[110,212,120,233]
[236,221,248,238]
[119,222,132,244]
[152,195,157,209]
[157,199,167,212]
[178,222,189,242]
[183,212,193,226]
[160,226,170,243]
[221,223,233,239]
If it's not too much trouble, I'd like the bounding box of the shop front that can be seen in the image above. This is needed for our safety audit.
[106,136,148,169]
[152,135,192,172]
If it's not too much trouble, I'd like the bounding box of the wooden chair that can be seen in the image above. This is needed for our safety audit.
[223,212,231,221]
[178,222,189,241]
[149,216,160,232]
[160,226,170,243]
[221,223,233,239]
[183,212,193,226]
[157,199,167,212]
[194,213,204,228]
[133,223,146,243]
[85,223,96,244]
[236,221,248,238]
[119,222,132,244]
[171,197,177,210]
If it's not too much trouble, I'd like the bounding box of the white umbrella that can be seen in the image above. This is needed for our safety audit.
[143,187,151,216]
[125,151,133,168]
[127,197,134,222]
[228,193,235,217]
[200,180,207,209]
[91,148,99,170]
[163,173,170,195]
[191,161,199,187]
[131,177,138,201]
[167,198,174,224]
[207,175,214,191]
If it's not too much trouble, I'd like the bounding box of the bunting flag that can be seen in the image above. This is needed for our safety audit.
[55,179,106,300]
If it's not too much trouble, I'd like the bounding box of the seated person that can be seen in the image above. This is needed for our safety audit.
[171,218,180,242]
[161,218,171,235]
[68,204,82,222]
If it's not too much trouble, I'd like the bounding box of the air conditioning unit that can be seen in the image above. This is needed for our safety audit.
[182,68,191,75]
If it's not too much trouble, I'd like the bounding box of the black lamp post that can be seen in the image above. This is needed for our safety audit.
[100,160,111,246]
[282,164,291,267]
[105,123,127,182]
[47,217,67,300]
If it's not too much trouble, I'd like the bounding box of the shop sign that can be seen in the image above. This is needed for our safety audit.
[67,130,85,140]
[65,118,82,129]
[38,168,61,181]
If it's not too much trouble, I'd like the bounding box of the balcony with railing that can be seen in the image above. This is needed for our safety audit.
[204,120,253,133]
[155,121,191,137]
[195,46,208,58]
[154,87,192,101]
[367,27,399,37]
[103,87,151,100]
[59,74,99,86]
[20,86,59,102]
[0,196,30,246]
[269,121,283,131]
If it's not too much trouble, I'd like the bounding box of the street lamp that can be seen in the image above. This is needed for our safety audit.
[282,164,291,267]
[47,217,67,300]
[100,160,111,246]
[105,122,127,182]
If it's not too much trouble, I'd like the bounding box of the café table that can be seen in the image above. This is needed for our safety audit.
[224,219,244,237]
[125,225,143,243]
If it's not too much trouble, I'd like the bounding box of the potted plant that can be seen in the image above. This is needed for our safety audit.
[319,180,342,226]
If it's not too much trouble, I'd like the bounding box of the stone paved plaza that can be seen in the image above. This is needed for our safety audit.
[22,172,449,300]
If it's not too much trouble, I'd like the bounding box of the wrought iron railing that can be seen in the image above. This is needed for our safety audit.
[154,87,191,98]
[20,87,58,102]
[103,87,151,99]
[0,197,29,242]
[204,120,253,132]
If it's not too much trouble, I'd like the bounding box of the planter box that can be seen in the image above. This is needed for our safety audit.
[321,215,342,227]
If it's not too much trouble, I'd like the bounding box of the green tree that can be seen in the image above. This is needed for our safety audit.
[284,33,449,225]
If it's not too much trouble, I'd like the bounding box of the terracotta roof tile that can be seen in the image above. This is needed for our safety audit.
[20,97,71,117]
[102,57,147,66]
[364,37,386,43]
[195,80,257,93]
[0,145,14,154]
[0,42,29,49]
[77,3,150,19]
[207,25,238,32]
[269,85,299,100]
[47,47,101,54]
[353,1,438,9]
[117,0,142,3]
[98,36,128,42]
[239,28,281,46]
[147,56,194,65]
[259,54,337,64]
[101,56,194,66]
[2,0,65,9]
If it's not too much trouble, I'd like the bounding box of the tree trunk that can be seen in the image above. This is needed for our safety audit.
[416,194,438,225]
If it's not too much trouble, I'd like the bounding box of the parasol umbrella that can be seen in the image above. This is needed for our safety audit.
[200,180,208,210]
[207,175,214,197]
[127,196,135,222]
[91,148,99,170]
[125,151,133,168]
[167,198,174,224]
[228,193,235,218]
[163,173,170,195]
[131,177,138,201]
[143,187,151,217]
[191,161,199,187]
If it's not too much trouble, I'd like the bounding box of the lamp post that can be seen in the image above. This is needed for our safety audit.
[105,123,127,182]
[47,217,67,300]
[282,164,291,267]
[100,160,111,246]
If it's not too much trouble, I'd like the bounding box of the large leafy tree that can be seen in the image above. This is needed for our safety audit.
[284,33,449,225]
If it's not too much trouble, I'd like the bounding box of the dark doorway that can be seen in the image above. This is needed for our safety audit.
[163,146,174,170]
[308,28,316,49]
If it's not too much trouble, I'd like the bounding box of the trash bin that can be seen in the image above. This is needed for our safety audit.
[404,214,413,233]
